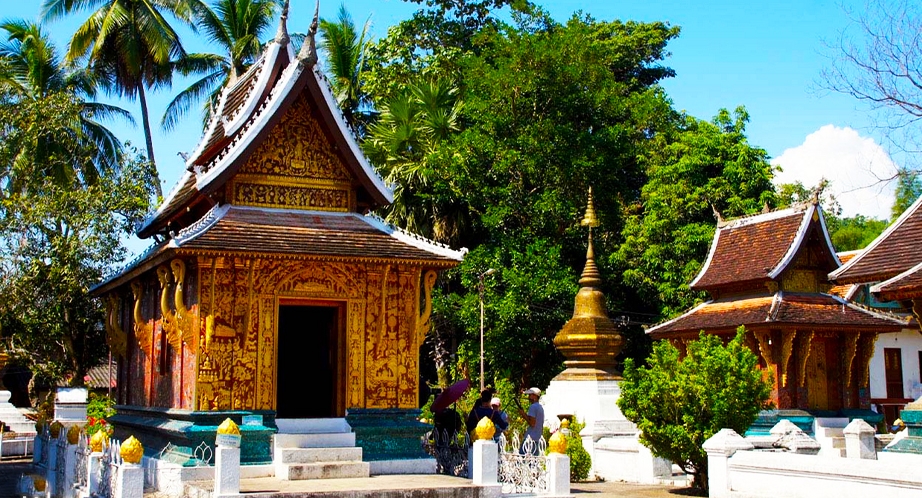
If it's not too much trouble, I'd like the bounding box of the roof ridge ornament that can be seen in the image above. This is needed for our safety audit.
[297,0,320,66]
[275,0,290,45]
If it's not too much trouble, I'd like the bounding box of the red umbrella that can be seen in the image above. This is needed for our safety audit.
[431,379,471,413]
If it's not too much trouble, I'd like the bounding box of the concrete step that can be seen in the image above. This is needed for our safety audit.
[832,436,846,449]
[279,461,370,480]
[276,418,351,434]
[274,432,355,448]
[817,427,845,438]
[276,447,363,464]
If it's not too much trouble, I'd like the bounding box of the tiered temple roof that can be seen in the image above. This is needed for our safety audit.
[648,201,905,338]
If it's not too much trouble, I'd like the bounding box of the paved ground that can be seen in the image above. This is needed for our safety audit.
[0,457,690,498]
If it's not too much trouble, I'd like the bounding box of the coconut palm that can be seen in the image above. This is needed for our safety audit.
[162,0,279,131]
[319,4,371,132]
[0,19,133,191]
[42,0,204,198]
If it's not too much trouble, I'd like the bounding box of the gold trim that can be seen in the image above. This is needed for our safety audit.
[780,330,796,387]
[105,294,128,357]
[232,173,351,190]
[417,270,437,344]
[157,265,182,350]
[753,330,774,366]
[171,259,199,353]
[173,248,459,268]
[796,331,814,388]
[842,333,859,387]
[131,281,152,355]
[857,333,878,388]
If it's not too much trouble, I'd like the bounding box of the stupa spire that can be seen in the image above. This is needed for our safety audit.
[550,187,624,381]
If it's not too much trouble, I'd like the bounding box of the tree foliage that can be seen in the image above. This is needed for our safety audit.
[618,329,773,493]
[0,92,154,393]
[614,108,776,319]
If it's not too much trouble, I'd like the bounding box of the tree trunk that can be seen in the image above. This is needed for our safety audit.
[138,85,163,199]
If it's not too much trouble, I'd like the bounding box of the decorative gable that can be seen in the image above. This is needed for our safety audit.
[229,93,355,212]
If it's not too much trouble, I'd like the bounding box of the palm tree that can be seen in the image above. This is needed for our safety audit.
[319,4,371,132]
[42,0,204,198]
[364,78,466,243]
[162,0,279,131]
[0,19,133,191]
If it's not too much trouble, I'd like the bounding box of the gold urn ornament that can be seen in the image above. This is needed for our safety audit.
[474,417,496,441]
[90,430,109,452]
[548,430,567,454]
[32,476,46,492]
[66,425,81,445]
[120,436,144,464]
[49,421,63,438]
[217,418,241,435]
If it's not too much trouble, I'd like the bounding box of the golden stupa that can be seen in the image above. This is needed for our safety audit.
[551,188,624,381]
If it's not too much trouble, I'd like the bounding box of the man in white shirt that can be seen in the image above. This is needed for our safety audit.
[519,387,544,454]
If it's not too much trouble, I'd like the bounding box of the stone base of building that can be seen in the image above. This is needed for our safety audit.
[346,408,431,461]
[369,457,437,475]
[747,409,883,436]
[110,405,277,465]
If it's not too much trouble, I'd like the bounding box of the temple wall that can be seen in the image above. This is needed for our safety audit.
[193,255,425,413]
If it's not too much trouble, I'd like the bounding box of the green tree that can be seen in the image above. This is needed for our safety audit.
[614,108,776,319]
[892,169,922,219]
[162,0,279,130]
[618,329,773,494]
[826,215,888,251]
[0,92,154,395]
[0,20,133,190]
[319,4,372,132]
[43,0,203,197]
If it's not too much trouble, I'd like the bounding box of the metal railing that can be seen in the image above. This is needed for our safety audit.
[498,432,548,495]
[422,429,469,477]
[54,433,67,497]
[75,433,90,492]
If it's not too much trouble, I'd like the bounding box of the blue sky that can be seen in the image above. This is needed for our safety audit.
[6,0,901,228]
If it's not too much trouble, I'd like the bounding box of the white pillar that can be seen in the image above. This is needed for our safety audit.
[472,439,497,485]
[546,453,571,497]
[215,445,241,497]
[702,429,753,498]
[63,443,77,498]
[843,419,877,460]
[115,463,144,498]
[45,439,58,493]
[87,453,103,497]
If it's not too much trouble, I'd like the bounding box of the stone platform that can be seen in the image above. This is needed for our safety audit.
[182,474,490,498]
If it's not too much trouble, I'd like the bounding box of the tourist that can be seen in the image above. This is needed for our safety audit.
[466,389,508,436]
[519,387,544,455]
[490,397,509,441]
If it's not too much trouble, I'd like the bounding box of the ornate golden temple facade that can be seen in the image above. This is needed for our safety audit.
[91,5,462,462]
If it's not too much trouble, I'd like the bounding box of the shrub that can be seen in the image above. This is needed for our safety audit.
[565,418,591,482]
[86,393,115,436]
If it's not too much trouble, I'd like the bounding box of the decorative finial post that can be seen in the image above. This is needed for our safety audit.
[297,0,321,66]
[274,0,290,45]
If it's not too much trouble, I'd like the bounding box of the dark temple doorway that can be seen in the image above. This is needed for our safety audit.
[276,304,341,418]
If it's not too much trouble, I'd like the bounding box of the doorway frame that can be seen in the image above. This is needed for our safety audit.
[275,298,348,417]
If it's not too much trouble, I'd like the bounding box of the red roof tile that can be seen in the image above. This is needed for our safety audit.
[647,291,905,338]
[831,195,922,284]
[174,205,463,263]
[872,262,922,301]
[691,206,811,291]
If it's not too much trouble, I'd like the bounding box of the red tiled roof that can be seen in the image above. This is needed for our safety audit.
[830,195,922,284]
[691,206,811,291]
[174,205,463,263]
[872,262,922,301]
[647,291,905,338]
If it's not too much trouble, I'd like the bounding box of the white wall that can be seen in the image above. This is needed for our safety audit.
[869,329,922,400]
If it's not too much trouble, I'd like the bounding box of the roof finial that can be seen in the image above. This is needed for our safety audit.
[275,0,290,45]
[581,187,600,229]
[710,202,725,225]
[297,0,320,66]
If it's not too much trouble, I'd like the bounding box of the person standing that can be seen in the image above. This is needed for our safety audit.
[519,387,544,454]
[490,397,508,441]
[466,389,508,435]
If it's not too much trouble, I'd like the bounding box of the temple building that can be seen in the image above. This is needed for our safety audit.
[647,201,906,415]
[90,3,464,470]
[830,193,922,430]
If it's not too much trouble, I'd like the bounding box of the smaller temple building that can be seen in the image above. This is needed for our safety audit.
[647,201,906,416]
[90,2,464,468]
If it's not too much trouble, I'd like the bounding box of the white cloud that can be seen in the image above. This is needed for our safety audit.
[772,125,898,220]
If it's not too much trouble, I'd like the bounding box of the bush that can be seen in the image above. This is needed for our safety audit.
[617,328,773,494]
[85,393,115,436]
[565,419,591,482]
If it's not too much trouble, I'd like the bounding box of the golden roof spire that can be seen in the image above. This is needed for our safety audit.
[580,187,600,228]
